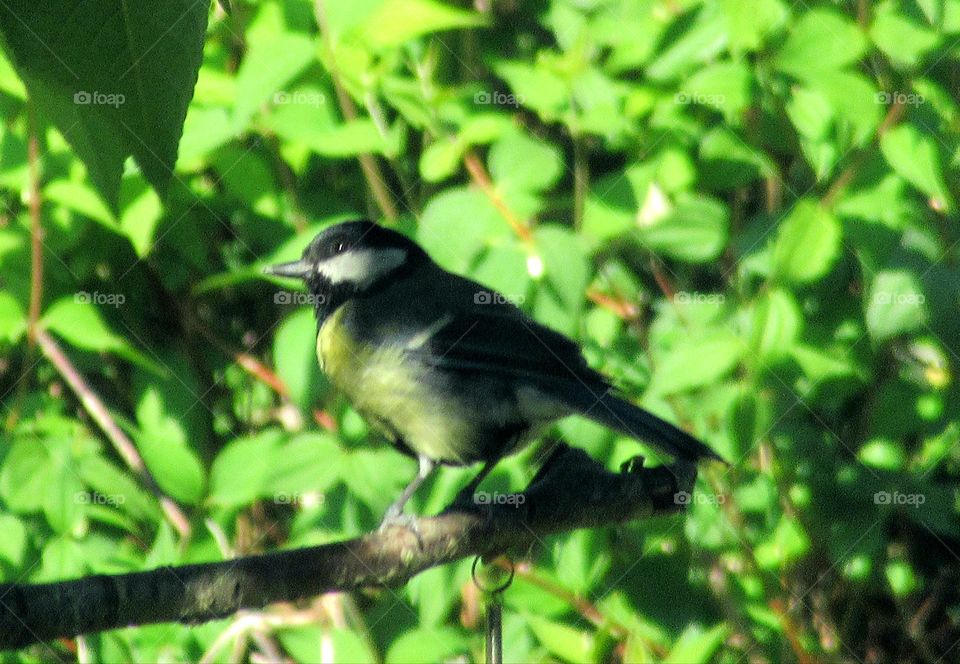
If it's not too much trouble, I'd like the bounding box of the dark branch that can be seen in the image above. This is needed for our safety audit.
[0,446,697,650]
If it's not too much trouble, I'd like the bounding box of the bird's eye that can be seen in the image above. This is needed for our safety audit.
[335,242,346,253]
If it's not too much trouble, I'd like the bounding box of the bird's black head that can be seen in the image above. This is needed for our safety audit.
[264,220,427,323]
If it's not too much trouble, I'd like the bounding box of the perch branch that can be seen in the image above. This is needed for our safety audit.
[0,446,697,649]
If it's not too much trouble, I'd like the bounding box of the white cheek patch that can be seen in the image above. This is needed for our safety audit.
[315,248,407,287]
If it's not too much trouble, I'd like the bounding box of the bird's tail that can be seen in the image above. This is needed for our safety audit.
[575,391,724,463]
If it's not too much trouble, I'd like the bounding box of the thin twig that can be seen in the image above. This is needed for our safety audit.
[572,135,588,229]
[34,328,192,538]
[6,100,44,430]
[313,0,399,223]
[463,149,533,243]
[26,102,42,346]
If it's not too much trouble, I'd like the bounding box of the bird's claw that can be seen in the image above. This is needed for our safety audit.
[378,510,424,546]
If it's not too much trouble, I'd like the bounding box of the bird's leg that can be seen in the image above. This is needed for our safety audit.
[379,455,435,531]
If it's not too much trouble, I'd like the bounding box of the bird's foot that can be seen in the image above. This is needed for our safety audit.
[378,508,424,545]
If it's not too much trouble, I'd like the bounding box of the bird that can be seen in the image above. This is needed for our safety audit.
[264,220,722,525]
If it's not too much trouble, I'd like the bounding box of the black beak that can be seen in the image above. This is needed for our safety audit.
[263,259,312,279]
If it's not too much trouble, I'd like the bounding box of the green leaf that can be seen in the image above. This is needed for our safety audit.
[137,432,205,506]
[0,291,26,344]
[772,200,841,284]
[136,385,205,505]
[42,297,127,352]
[526,615,594,663]
[885,559,920,597]
[76,456,159,523]
[532,225,589,334]
[41,297,161,372]
[679,62,752,120]
[43,462,86,534]
[807,70,882,145]
[0,514,27,568]
[870,4,941,69]
[650,332,743,396]
[419,136,465,183]
[865,269,929,341]
[645,5,728,81]
[359,0,486,49]
[0,1,208,206]
[665,623,730,663]
[273,308,326,412]
[858,438,907,471]
[721,0,788,52]
[209,431,283,508]
[407,565,461,626]
[471,241,531,305]
[279,627,373,664]
[233,3,316,130]
[489,127,563,194]
[269,117,404,158]
[786,87,834,141]
[582,172,638,240]
[749,288,803,362]
[385,627,469,664]
[790,344,861,385]
[774,9,867,78]
[36,536,86,582]
[418,187,508,272]
[640,194,729,263]
[755,516,811,569]
[880,124,953,212]
[699,127,775,190]
[266,433,344,500]
[0,439,51,512]
[43,178,115,228]
[491,61,568,120]
[118,176,163,257]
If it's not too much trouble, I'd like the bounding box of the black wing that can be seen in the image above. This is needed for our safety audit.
[411,308,611,394]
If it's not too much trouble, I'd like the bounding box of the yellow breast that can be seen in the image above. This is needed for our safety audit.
[316,305,475,462]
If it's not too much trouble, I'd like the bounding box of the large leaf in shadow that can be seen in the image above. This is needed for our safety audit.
[0,1,209,208]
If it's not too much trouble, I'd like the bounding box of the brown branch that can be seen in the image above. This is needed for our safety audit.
[34,328,192,538]
[463,150,534,244]
[0,446,697,649]
[26,102,42,346]
[6,100,44,429]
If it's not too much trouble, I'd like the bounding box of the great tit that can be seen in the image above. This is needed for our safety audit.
[265,220,722,523]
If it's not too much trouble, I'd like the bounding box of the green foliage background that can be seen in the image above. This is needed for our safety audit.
[1,0,959,661]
